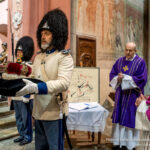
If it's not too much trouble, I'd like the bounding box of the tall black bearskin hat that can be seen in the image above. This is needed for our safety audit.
[37,8,68,51]
[15,36,34,61]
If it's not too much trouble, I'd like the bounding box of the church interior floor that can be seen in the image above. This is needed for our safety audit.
[64,131,113,150]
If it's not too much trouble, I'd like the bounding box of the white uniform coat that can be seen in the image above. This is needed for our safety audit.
[32,50,74,120]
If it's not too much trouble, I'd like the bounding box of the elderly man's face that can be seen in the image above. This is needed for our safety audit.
[41,30,53,50]
[125,43,136,60]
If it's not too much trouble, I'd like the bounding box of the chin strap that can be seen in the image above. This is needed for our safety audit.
[59,93,73,150]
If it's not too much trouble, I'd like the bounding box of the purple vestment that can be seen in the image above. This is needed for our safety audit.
[110,54,147,128]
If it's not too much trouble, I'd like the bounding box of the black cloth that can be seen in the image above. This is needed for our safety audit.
[0,78,43,96]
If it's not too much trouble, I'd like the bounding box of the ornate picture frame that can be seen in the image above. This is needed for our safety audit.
[76,35,96,67]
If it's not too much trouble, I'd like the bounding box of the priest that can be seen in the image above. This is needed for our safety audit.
[109,42,147,150]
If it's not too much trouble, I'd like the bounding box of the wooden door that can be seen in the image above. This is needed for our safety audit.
[76,35,96,67]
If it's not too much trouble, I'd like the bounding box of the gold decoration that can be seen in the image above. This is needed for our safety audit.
[123,65,129,72]
[21,64,28,75]
[0,42,8,64]
[16,50,23,63]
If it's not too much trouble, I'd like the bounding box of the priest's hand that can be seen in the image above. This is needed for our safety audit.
[117,72,124,83]
[16,79,38,96]
[135,94,146,107]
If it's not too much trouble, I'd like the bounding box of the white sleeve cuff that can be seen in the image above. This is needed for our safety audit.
[110,76,120,90]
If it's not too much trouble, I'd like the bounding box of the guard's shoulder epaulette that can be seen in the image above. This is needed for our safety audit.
[61,49,71,55]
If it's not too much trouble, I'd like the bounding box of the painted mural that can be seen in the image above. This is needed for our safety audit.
[76,0,144,61]
[114,0,125,55]
[126,0,144,57]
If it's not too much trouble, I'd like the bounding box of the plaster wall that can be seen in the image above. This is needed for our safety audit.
[0,0,8,52]
[0,0,7,24]
[6,0,23,61]
[22,0,71,60]
[6,0,71,61]
[71,0,145,105]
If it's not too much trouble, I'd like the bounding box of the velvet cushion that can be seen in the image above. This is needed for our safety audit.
[0,78,43,96]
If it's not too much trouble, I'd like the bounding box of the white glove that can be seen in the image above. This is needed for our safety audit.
[16,79,38,96]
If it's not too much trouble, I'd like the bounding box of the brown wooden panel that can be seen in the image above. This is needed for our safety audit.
[76,35,96,67]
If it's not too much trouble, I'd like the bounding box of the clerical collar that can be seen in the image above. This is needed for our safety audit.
[45,48,55,54]
[126,54,136,61]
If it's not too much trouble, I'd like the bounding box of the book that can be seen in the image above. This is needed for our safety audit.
[69,102,98,111]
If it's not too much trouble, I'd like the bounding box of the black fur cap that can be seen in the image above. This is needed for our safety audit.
[15,36,34,61]
[37,8,68,51]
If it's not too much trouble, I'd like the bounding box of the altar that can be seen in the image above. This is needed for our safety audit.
[67,102,109,144]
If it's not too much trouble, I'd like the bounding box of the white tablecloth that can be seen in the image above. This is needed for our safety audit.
[67,102,109,132]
